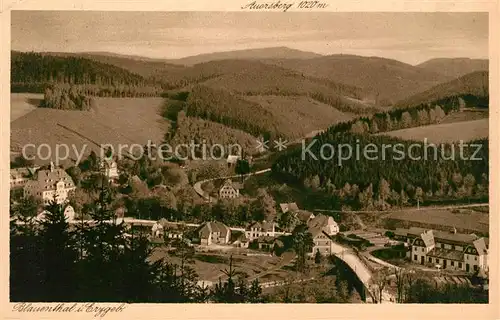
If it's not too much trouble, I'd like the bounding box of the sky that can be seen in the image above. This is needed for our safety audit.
[11,11,488,65]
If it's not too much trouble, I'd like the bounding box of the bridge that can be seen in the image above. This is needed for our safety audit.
[330,241,394,303]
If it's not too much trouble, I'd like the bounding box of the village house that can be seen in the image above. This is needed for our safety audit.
[400,227,489,273]
[36,204,76,222]
[219,179,243,199]
[306,214,340,256]
[100,157,119,181]
[197,221,231,246]
[252,236,283,251]
[279,203,315,224]
[226,154,241,168]
[297,211,316,224]
[279,202,299,214]
[231,231,249,248]
[10,166,39,189]
[23,162,76,205]
[245,221,277,241]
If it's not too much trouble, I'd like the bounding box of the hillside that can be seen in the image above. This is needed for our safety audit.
[11,51,162,95]
[417,58,488,78]
[395,71,489,109]
[167,47,322,66]
[272,131,488,211]
[265,54,451,105]
[242,95,357,139]
[375,119,489,144]
[200,61,377,114]
[11,93,42,121]
[168,111,259,156]
[11,97,168,165]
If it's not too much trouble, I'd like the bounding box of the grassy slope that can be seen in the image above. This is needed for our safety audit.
[11,97,168,164]
[11,93,42,121]
[395,71,489,109]
[375,119,489,143]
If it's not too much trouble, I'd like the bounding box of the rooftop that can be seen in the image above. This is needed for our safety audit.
[407,227,479,244]
[198,221,230,238]
[23,167,75,193]
[279,202,299,213]
[427,247,464,261]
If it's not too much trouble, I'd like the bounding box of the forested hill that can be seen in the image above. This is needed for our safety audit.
[11,51,162,95]
[271,132,488,210]
[395,71,489,109]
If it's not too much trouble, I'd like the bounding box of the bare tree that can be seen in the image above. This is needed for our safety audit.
[394,267,407,303]
[372,268,389,303]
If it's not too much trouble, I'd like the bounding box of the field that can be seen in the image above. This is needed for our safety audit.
[384,208,489,235]
[11,96,169,165]
[440,110,489,124]
[243,95,356,139]
[149,248,294,284]
[11,93,42,121]
[375,119,488,143]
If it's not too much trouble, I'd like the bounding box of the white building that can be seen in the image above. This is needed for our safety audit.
[23,162,76,205]
[245,221,277,241]
[307,214,340,256]
[197,221,231,245]
[400,227,489,273]
[219,179,243,199]
[10,167,39,189]
[35,204,76,222]
[100,158,119,180]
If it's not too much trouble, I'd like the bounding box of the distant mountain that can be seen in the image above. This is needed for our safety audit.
[167,47,322,66]
[11,51,162,95]
[416,58,489,79]
[265,54,451,106]
[395,71,489,109]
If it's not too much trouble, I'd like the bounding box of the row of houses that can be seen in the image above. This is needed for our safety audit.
[394,226,489,274]
[192,205,340,255]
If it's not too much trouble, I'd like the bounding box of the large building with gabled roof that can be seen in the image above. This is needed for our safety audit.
[399,227,489,273]
[23,162,76,205]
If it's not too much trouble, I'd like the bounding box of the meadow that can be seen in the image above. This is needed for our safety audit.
[10,96,169,165]
[10,93,42,121]
[375,119,489,143]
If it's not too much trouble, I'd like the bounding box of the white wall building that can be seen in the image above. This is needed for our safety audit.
[23,162,76,205]
[401,227,489,273]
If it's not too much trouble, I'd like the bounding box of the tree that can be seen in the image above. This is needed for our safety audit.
[378,178,391,210]
[372,268,389,303]
[394,267,407,303]
[235,159,250,175]
[12,196,41,218]
[414,187,424,209]
[252,189,276,222]
[292,224,314,273]
[400,111,413,128]
[400,189,409,206]
[278,211,299,232]
[314,250,323,264]
[434,105,446,120]
[463,174,476,196]
[310,175,321,190]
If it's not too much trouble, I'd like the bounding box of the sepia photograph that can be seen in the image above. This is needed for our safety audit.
[8,11,490,305]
